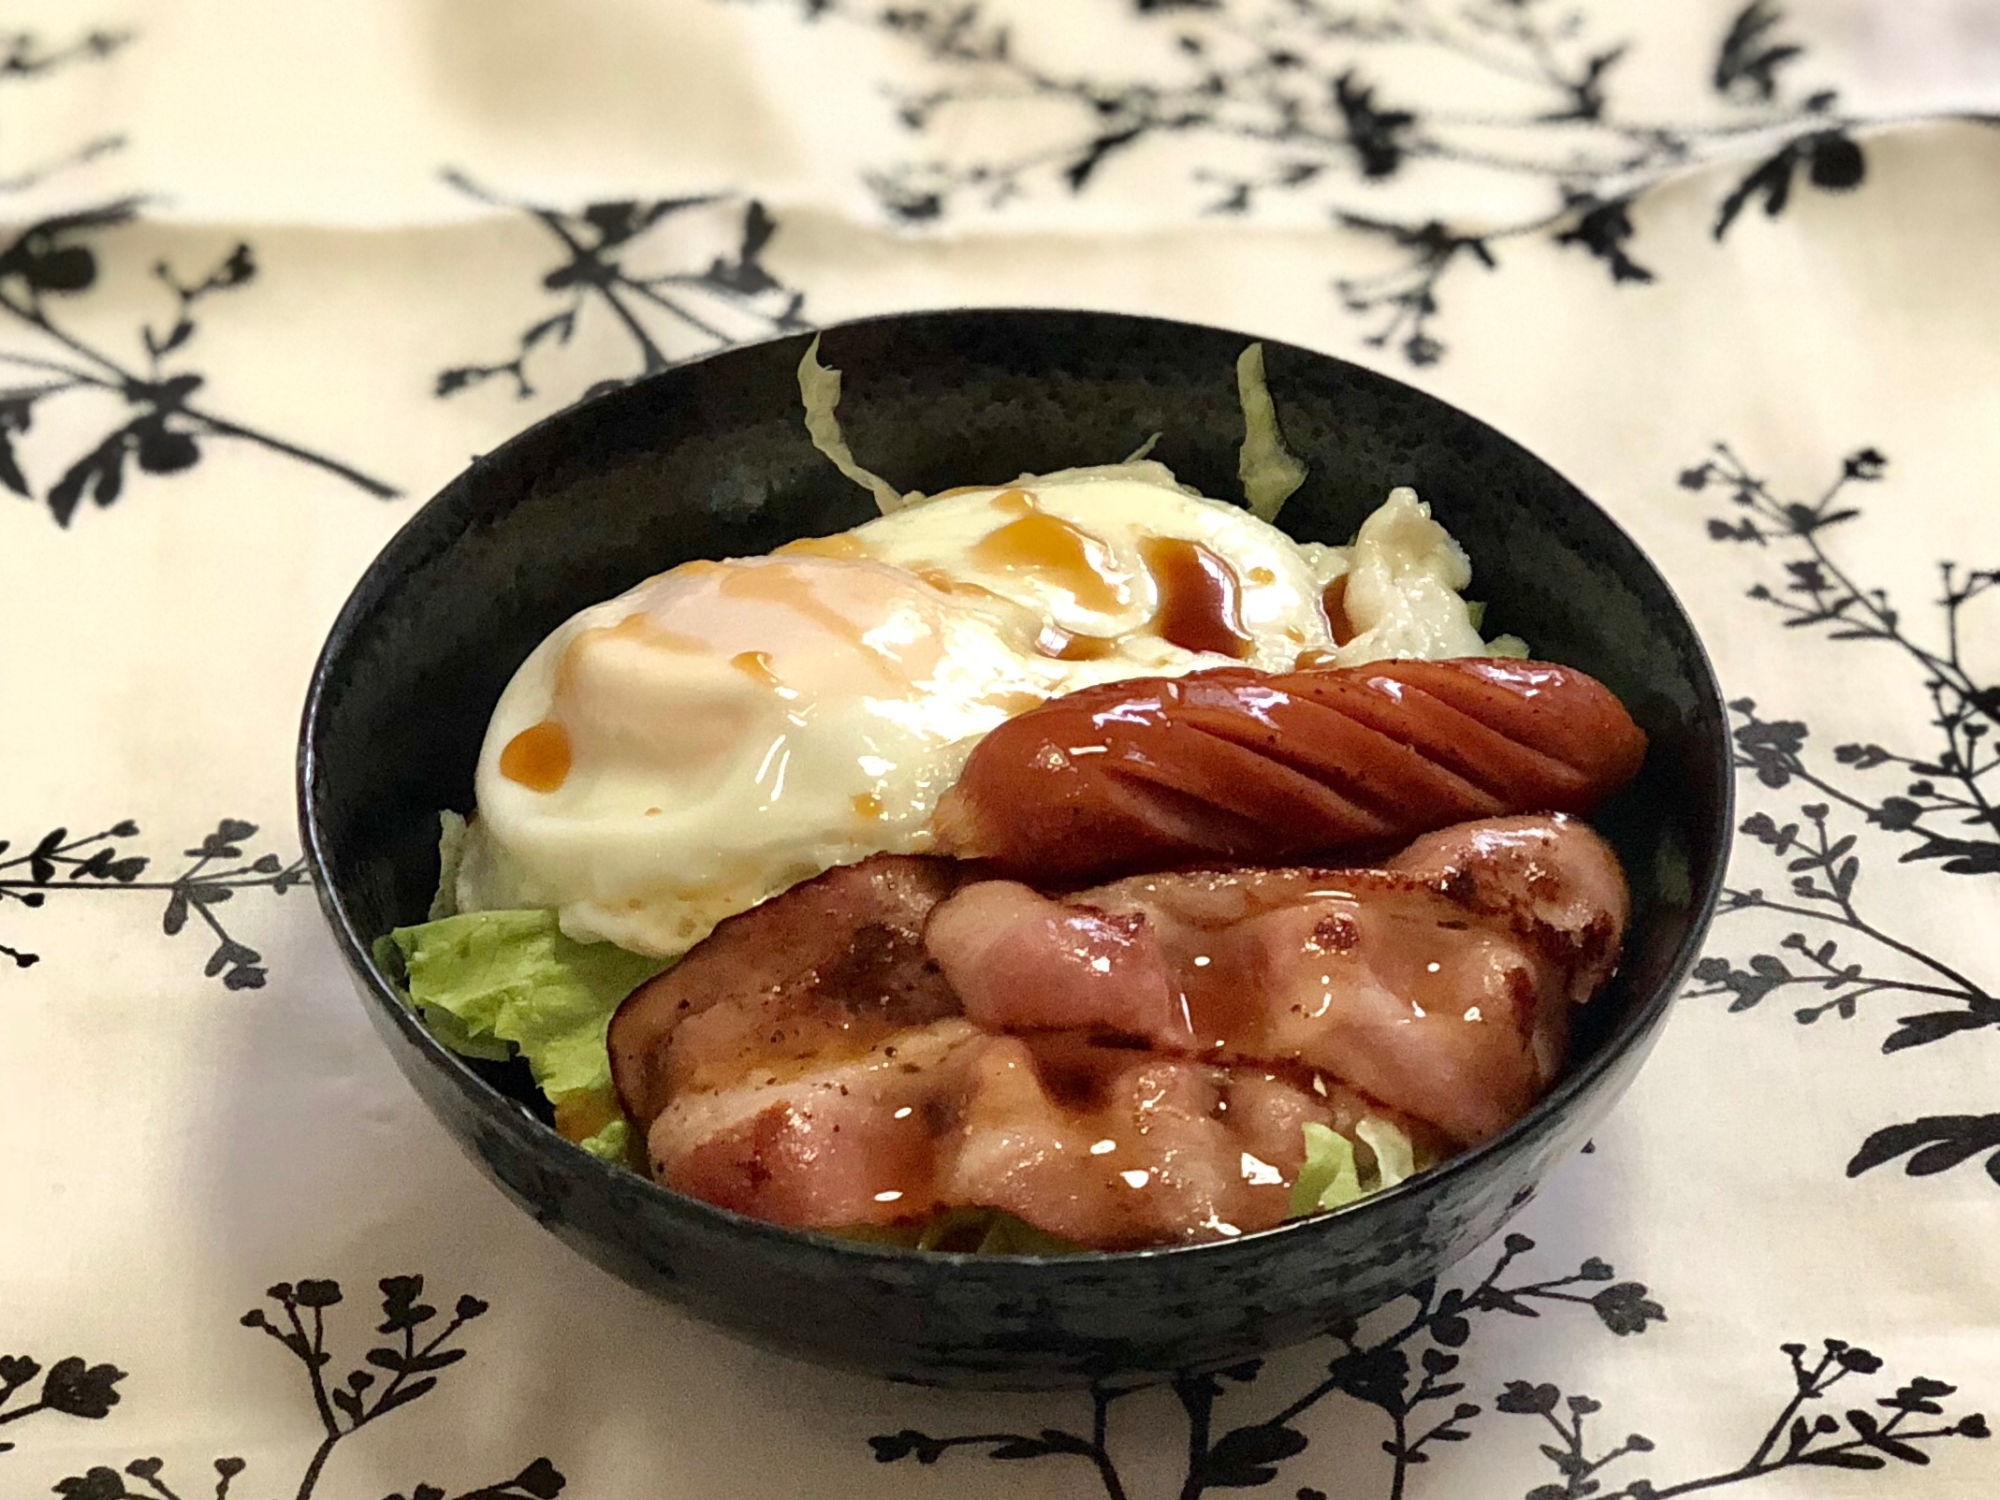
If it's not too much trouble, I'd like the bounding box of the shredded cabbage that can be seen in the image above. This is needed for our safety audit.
[1121,432,1162,463]
[429,809,469,921]
[1291,1122,1365,1215]
[1357,1117,1418,1189]
[1236,342,1308,523]
[798,335,922,515]
[1290,1117,1425,1218]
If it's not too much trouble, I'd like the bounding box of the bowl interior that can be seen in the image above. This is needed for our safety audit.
[301,309,1730,1379]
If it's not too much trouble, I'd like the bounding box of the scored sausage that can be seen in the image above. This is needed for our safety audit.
[931,658,1646,881]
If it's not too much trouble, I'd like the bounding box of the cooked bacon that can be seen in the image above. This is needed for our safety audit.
[650,1019,984,1229]
[608,853,962,1128]
[933,814,1626,1145]
[932,659,1646,882]
[920,813,1622,1145]
[921,880,1185,1046]
[610,816,1627,1247]
[1386,814,1628,1006]
[946,1039,1305,1246]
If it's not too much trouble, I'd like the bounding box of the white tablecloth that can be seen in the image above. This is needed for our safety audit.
[3,2,1997,1496]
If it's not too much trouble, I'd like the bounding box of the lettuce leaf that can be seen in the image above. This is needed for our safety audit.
[379,908,672,1161]
[1356,1117,1418,1189]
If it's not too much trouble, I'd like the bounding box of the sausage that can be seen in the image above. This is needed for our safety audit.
[930,659,1645,882]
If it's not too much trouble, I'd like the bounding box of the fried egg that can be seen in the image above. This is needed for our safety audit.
[457,463,1503,955]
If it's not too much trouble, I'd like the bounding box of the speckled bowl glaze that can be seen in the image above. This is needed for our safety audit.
[299,309,1730,1391]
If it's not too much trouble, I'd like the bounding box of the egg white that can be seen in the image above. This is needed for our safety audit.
[458,466,1501,956]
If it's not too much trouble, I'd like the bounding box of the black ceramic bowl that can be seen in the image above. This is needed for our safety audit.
[299,309,1729,1390]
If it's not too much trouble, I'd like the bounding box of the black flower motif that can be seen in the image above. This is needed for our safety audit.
[1590,1284,1668,1337]
[0,207,397,525]
[1554,196,1656,284]
[1332,70,1413,179]
[51,1275,561,1500]
[1714,0,1802,101]
[38,1359,125,1419]
[1,818,307,985]
[0,1349,125,1454]
[866,1234,1660,1498]
[1501,1338,1989,1496]
[437,173,809,403]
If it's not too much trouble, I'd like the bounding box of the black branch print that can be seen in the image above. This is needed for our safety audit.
[0,817,307,988]
[438,171,810,404]
[1682,444,1998,875]
[870,1233,1665,1499]
[1680,445,2000,1189]
[734,0,1958,364]
[0,202,398,526]
[1498,1338,1989,1498]
[1689,766,1998,1048]
[0,25,132,194]
[0,1350,125,1455]
[51,1276,565,1500]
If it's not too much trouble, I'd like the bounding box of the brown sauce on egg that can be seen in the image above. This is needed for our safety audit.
[1139,535,1253,659]
[1321,574,1358,646]
[916,567,1008,604]
[714,563,916,683]
[1032,624,1120,661]
[717,562,866,643]
[554,614,709,699]
[775,533,872,561]
[499,719,572,792]
[731,650,786,690]
[972,513,1128,614]
[980,690,1045,716]
[1060,634,1120,661]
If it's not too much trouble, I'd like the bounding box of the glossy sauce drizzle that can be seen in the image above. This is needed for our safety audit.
[972,513,1129,614]
[1032,624,1120,661]
[1321,574,1358,646]
[555,614,708,699]
[716,562,937,684]
[731,650,792,695]
[1139,535,1253,659]
[499,719,572,792]
[775,532,872,562]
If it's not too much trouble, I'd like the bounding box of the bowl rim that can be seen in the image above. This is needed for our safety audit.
[297,304,1734,1271]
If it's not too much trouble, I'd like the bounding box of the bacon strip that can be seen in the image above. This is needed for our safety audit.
[609,855,961,1128]
[929,814,1626,1145]
[608,815,1627,1247]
